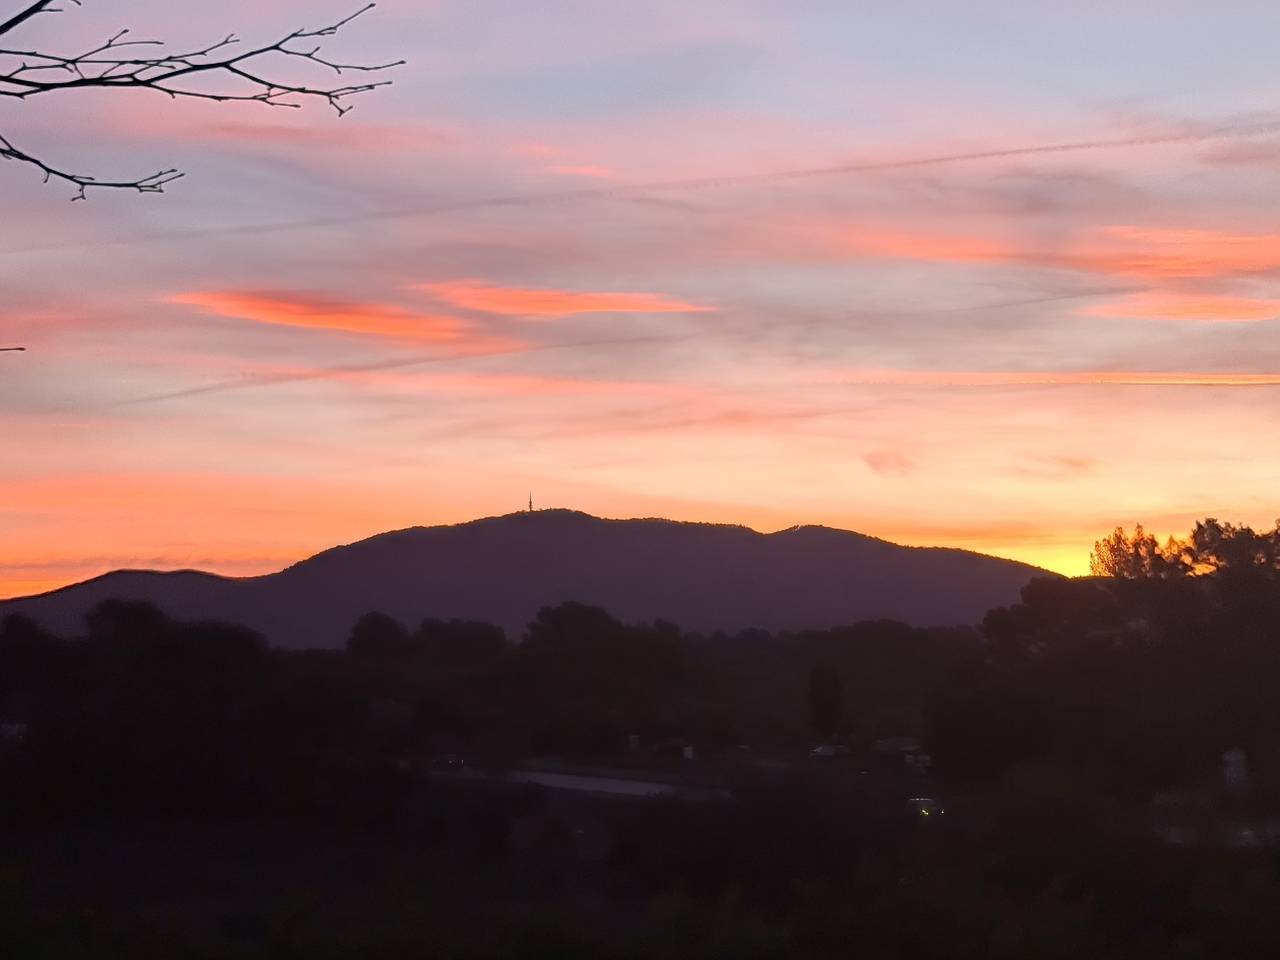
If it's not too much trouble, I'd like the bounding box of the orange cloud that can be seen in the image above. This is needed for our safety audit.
[1071,227,1280,280]
[806,221,1280,282]
[168,291,472,341]
[419,280,714,317]
[1084,292,1280,322]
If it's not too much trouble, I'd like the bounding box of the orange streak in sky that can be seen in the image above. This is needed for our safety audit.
[169,291,471,341]
[420,280,715,317]
[821,223,1280,281]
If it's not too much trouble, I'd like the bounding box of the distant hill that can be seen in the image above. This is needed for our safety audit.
[0,510,1049,647]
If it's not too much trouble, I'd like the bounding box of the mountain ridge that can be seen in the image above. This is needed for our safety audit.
[1,509,1051,646]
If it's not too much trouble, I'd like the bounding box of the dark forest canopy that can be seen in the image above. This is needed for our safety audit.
[4,514,1280,802]
[0,598,975,790]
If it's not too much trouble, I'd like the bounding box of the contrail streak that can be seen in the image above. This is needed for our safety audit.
[6,118,1280,257]
[618,120,1280,190]
[113,334,696,406]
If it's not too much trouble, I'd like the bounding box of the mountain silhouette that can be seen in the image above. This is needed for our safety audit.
[0,510,1048,647]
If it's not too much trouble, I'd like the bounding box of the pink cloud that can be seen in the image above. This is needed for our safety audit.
[517,142,560,158]
[862,450,915,476]
[196,120,454,152]
[547,164,616,179]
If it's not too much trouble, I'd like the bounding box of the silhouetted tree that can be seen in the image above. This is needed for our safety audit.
[418,617,508,667]
[0,2,401,197]
[807,662,843,739]
[523,601,628,654]
[347,611,413,659]
[981,576,1134,666]
[1089,523,1186,579]
[0,613,61,712]
[84,597,171,645]
[517,603,694,753]
[1186,517,1280,577]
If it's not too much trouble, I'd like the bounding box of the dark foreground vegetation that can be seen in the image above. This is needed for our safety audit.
[3,518,1280,957]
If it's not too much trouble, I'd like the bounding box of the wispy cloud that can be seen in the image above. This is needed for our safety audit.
[114,333,694,406]
[1010,455,1099,479]
[862,450,916,476]
[418,280,715,317]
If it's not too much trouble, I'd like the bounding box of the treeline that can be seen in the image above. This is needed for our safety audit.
[1090,517,1280,579]
[5,518,1280,814]
[0,596,974,822]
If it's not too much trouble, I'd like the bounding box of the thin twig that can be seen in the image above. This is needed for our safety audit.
[1,130,182,199]
[0,3,401,196]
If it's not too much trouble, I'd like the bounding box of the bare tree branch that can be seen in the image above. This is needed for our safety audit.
[0,2,402,197]
[0,1,69,39]
[1,129,180,199]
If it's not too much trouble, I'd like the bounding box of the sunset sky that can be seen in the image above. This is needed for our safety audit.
[5,0,1280,598]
